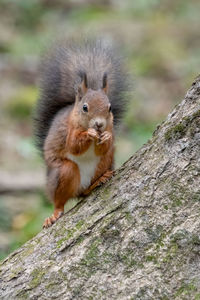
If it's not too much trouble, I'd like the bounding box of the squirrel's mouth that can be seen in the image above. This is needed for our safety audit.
[94,125,104,134]
[90,117,106,133]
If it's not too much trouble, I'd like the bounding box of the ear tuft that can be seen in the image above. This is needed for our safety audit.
[102,72,108,94]
[76,71,88,101]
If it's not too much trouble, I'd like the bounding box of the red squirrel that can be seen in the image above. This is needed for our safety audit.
[34,40,129,228]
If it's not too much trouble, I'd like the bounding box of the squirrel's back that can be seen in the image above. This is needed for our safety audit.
[34,39,130,152]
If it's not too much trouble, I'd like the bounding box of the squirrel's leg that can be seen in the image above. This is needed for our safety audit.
[43,160,80,228]
[82,170,113,196]
[95,131,112,156]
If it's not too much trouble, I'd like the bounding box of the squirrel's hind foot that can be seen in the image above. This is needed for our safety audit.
[43,210,64,228]
[82,169,114,196]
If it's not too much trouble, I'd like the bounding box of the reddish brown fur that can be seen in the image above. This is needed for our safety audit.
[54,160,80,210]
[66,126,92,155]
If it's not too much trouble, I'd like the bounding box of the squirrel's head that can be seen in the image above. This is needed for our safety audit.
[74,72,113,133]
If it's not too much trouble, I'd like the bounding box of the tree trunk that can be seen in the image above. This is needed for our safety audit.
[0,76,200,300]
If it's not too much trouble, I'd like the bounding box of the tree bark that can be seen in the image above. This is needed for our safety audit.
[0,76,200,300]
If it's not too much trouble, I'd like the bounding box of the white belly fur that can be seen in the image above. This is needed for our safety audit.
[67,143,100,191]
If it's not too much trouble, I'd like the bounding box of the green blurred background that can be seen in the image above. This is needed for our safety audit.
[0,0,199,260]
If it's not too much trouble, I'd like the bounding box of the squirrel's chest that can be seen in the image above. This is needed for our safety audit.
[67,143,100,190]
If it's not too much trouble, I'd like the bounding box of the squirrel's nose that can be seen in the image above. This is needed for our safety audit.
[95,121,103,129]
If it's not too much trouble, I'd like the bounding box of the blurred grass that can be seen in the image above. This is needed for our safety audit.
[0,0,199,260]
[5,86,38,120]
[0,192,52,260]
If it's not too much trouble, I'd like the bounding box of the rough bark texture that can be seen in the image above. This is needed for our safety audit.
[0,77,200,300]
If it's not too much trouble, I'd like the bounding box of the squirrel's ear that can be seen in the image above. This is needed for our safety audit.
[76,71,88,101]
[102,72,108,94]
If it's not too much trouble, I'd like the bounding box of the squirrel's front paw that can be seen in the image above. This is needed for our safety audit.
[87,128,99,141]
[98,131,112,144]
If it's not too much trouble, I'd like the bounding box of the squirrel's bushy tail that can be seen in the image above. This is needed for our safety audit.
[34,39,130,152]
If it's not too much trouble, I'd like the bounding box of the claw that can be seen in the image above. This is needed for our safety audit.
[98,131,112,144]
[43,211,64,228]
[88,128,99,140]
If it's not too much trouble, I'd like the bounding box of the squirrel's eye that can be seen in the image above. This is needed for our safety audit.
[109,104,112,112]
[82,103,88,112]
